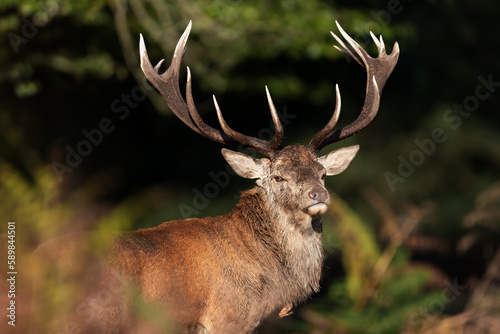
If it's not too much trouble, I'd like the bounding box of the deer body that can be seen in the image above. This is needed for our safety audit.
[95,145,338,333]
[34,21,399,334]
[111,187,322,333]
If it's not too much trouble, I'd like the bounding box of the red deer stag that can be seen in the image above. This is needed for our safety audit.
[35,21,398,334]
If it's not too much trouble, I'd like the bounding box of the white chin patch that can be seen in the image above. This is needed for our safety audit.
[307,203,328,216]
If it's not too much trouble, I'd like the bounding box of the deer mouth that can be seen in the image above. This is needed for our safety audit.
[307,202,328,216]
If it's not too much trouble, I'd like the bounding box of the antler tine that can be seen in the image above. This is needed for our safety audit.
[140,21,233,145]
[308,84,341,150]
[140,22,201,136]
[140,21,283,157]
[308,21,399,153]
[265,86,284,151]
[153,59,165,72]
[370,31,386,54]
[185,67,236,145]
[330,31,363,67]
[212,95,279,157]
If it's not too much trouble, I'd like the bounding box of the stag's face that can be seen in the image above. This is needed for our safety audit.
[222,144,359,223]
[261,145,331,217]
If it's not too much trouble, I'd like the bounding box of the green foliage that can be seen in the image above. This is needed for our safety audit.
[0,158,173,332]
[0,161,68,243]
[328,192,380,300]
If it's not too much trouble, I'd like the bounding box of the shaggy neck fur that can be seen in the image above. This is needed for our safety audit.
[234,187,324,307]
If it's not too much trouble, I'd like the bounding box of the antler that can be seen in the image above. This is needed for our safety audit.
[139,21,284,158]
[308,21,400,153]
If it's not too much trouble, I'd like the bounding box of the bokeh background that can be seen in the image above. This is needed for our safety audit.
[1,0,499,333]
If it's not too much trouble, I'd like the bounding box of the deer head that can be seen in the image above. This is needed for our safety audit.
[139,21,399,228]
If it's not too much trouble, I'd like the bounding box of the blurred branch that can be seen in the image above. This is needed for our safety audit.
[109,0,168,112]
[110,0,139,76]
[130,0,163,40]
[363,187,400,242]
[355,189,423,310]
[467,246,500,311]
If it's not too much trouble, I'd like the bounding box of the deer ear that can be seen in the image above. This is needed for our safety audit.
[318,145,359,176]
[221,149,268,180]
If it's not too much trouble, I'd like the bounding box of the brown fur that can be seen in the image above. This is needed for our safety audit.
[33,145,332,334]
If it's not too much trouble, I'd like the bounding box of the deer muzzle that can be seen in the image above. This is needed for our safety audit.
[306,186,330,216]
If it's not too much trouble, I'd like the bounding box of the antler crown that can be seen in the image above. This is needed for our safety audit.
[139,21,399,157]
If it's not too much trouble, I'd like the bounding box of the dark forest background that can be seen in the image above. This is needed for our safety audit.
[1,0,499,333]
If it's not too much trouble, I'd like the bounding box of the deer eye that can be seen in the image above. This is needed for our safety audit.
[321,173,326,180]
[273,176,285,182]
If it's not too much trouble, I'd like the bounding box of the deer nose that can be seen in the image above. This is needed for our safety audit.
[308,187,329,203]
